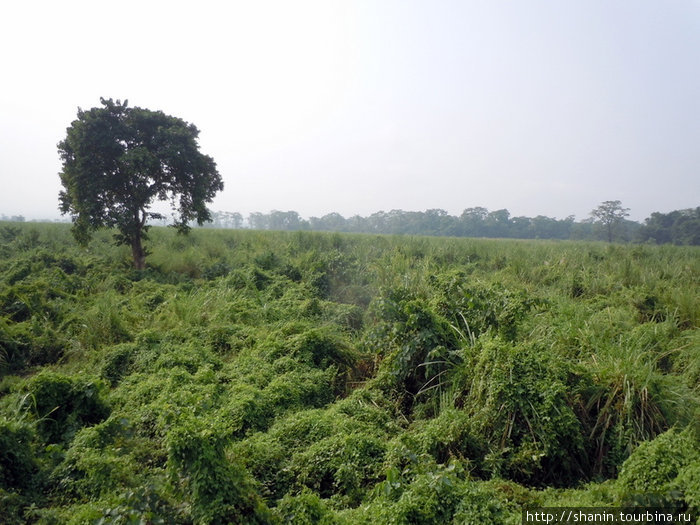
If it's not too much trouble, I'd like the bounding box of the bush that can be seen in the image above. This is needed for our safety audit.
[367,288,457,407]
[50,417,140,502]
[0,418,38,491]
[455,338,587,485]
[22,372,110,444]
[355,463,470,525]
[95,482,186,524]
[582,344,697,477]
[617,427,700,512]
[231,432,292,501]
[385,408,486,475]
[268,326,356,371]
[166,420,273,524]
[100,344,136,386]
[289,431,386,504]
[275,488,339,525]
[432,274,545,342]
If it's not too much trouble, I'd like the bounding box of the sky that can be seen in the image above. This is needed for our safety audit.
[1,0,699,223]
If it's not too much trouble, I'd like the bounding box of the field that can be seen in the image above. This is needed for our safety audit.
[1,222,698,524]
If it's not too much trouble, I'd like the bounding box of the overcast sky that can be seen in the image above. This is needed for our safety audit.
[1,0,698,222]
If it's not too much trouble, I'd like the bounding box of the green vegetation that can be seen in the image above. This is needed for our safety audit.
[203,205,700,245]
[0,222,698,523]
[588,200,630,243]
[58,98,223,269]
[637,208,700,246]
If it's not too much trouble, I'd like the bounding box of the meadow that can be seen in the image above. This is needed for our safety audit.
[0,222,698,524]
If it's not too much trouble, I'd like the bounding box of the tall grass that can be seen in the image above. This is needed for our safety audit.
[0,221,697,523]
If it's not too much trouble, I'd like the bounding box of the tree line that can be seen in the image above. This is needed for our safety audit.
[5,207,697,245]
[201,205,699,245]
[47,98,699,269]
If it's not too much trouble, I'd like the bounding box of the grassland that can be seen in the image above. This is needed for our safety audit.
[0,222,698,524]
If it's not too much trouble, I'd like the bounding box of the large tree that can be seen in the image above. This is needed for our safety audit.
[589,200,630,242]
[58,98,223,269]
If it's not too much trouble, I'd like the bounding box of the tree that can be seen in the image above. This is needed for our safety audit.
[58,98,223,269]
[268,210,305,230]
[485,209,511,238]
[589,200,630,242]
[247,212,270,230]
[638,208,700,245]
[309,212,347,231]
[460,207,488,237]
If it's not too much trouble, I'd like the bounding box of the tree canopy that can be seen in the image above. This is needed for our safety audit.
[58,98,223,269]
[590,200,630,242]
[637,207,700,245]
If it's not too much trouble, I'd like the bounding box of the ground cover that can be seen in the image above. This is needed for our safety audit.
[0,222,698,524]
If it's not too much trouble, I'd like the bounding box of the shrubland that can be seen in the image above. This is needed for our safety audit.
[0,222,698,524]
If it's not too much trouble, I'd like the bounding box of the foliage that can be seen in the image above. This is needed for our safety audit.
[454,337,588,485]
[431,272,545,341]
[275,488,339,524]
[638,207,700,245]
[57,98,223,269]
[208,203,700,245]
[0,417,38,491]
[589,200,631,242]
[616,427,700,514]
[367,287,456,405]
[0,223,697,522]
[166,419,273,524]
[21,371,110,445]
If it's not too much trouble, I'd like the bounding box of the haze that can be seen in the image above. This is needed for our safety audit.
[1,0,698,223]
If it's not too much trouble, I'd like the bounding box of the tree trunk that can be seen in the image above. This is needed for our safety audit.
[131,233,146,270]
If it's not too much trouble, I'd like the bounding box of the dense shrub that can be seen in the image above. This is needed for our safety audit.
[581,341,697,477]
[289,431,386,504]
[0,418,38,491]
[49,417,147,503]
[617,427,700,512]
[275,488,339,525]
[432,273,545,342]
[367,288,456,407]
[21,372,110,444]
[454,338,587,485]
[351,463,472,525]
[385,408,487,474]
[167,421,273,524]
[100,343,136,386]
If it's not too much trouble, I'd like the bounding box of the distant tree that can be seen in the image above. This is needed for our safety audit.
[638,207,700,245]
[0,215,25,222]
[367,211,390,233]
[590,200,630,242]
[227,212,244,229]
[460,207,489,237]
[423,208,453,235]
[309,212,347,231]
[673,208,700,245]
[346,214,367,232]
[248,212,270,230]
[268,210,306,231]
[58,98,223,269]
[510,216,532,238]
[529,215,575,240]
[485,209,511,237]
[207,211,244,229]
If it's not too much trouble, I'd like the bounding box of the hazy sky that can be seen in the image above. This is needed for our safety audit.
[1,0,698,222]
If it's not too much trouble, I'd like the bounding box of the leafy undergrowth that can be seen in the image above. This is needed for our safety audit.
[0,223,698,524]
